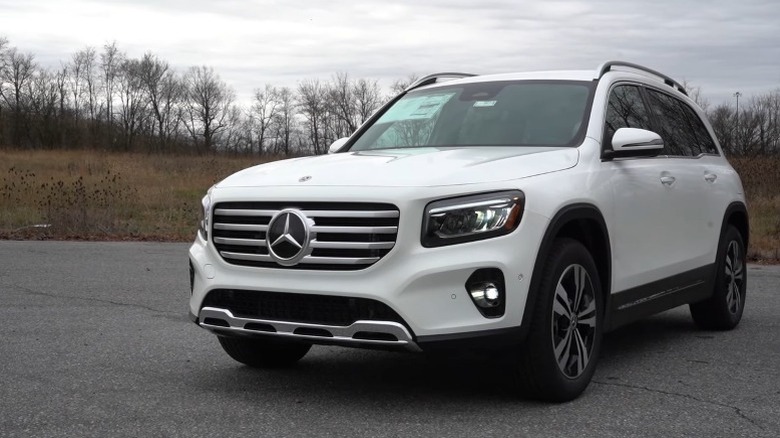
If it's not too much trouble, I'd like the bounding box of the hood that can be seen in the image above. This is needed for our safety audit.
[216,147,579,188]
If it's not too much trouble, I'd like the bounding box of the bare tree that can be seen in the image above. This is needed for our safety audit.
[139,53,183,151]
[297,79,329,154]
[249,84,281,155]
[183,66,234,152]
[352,78,383,126]
[328,72,358,133]
[0,48,37,146]
[116,59,147,150]
[389,73,419,96]
[271,86,296,155]
[682,79,710,112]
[100,41,122,129]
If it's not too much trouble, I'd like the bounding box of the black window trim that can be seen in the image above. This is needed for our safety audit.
[600,81,721,161]
[641,85,721,158]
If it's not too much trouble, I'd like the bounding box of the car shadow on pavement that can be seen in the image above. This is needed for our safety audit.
[191,308,703,404]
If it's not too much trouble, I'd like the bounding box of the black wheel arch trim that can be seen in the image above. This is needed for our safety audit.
[721,201,749,251]
[519,203,613,342]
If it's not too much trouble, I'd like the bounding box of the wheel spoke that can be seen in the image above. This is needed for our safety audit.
[573,329,589,376]
[731,282,741,313]
[573,265,587,311]
[555,330,573,371]
[725,252,734,277]
[577,299,597,327]
[554,284,572,319]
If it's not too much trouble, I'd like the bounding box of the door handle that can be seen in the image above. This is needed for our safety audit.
[704,173,717,183]
[660,176,676,186]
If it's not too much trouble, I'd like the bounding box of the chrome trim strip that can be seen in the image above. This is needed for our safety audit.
[220,252,273,262]
[617,280,706,311]
[302,210,400,219]
[310,240,395,250]
[298,256,379,265]
[310,225,398,234]
[199,307,420,351]
[214,208,276,217]
[220,252,379,265]
[214,223,269,232]
[213,237,268,247]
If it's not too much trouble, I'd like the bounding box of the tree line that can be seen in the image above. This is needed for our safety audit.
[1,36,778,156]
[0,37,416,155]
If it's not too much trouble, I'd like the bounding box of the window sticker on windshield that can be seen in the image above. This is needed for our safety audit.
[378,93,455,122]
[473,100,497,108]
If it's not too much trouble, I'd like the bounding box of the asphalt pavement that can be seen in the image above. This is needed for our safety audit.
[1,241,778,437]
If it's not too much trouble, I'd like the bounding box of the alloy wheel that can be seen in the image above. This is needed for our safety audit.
[551,264,597,379]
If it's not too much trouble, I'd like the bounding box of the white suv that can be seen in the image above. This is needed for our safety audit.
[188,61,748,401]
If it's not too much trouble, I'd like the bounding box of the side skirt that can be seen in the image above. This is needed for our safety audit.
[607,264,715,331]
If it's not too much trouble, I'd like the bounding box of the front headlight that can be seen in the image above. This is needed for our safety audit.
[422,190,524,247]
[198,188,213,240]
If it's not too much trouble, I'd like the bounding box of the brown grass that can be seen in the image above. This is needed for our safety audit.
[0,150,778,261]
[730,157,780,261]
[0,149,271,241]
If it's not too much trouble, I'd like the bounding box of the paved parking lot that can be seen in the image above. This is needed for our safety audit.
[1,241,778,437]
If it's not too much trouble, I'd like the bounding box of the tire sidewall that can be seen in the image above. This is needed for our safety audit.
[525,239,604,399]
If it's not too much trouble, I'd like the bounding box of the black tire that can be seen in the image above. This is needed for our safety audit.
[218,336,311,368]
[511,238,604,402]
[690,225,747,330]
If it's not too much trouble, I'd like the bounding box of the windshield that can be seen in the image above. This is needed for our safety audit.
[350,80,594,151]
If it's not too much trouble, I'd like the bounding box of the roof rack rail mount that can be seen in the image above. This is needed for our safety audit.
[597,61,688,96]
[406,72,477,92]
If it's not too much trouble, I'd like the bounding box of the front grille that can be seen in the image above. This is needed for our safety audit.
[211,202,399,271]
[202,289,406,327]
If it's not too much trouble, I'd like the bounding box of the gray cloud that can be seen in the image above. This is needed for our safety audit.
[0,0,777,106]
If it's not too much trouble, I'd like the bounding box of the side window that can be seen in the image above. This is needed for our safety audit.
[646,90,702,157]
[604,85,652,147]
[676,100,719,155]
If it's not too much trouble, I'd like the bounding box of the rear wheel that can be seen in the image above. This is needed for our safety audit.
[511,238,603,402]
[218,336,311,368]
[690,225,747,330]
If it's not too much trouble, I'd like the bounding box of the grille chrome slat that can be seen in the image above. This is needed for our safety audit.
[221,252,379,265]
[212,202,399,270]
[213,237,267,247]
[310,225,397,234]
[310,240,395,250]
[214,223,269,232]
[221,252,273,262]
[299,256,379,265]
[302,210,400,219]
[214,208,277,217]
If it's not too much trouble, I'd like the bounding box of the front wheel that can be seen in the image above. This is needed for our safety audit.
[218,336,311,368]
[690,225,747,330]
[511,238,604,402]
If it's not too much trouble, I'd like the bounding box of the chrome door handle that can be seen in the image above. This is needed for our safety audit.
[704,173,717,183]
[660,176,676,186]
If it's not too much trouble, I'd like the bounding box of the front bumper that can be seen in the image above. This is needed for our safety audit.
[188,186,549,350]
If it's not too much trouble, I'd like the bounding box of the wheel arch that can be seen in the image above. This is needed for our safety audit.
[519,203,613,340]
[722,201,749,251]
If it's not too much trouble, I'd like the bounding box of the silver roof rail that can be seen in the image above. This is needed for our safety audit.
[405,72,477,92]
[597,61,688,96]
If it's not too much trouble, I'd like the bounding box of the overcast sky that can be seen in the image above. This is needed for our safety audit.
[1,0,778,106]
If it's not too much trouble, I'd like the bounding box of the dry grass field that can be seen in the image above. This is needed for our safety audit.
[0,149,267,241]
[0,149,778,260]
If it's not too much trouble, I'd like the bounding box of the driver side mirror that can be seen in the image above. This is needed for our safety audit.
[604,128,664,160]
[328,137,349,154]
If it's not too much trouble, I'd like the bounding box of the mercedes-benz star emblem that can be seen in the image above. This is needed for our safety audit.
[266,209,312,266]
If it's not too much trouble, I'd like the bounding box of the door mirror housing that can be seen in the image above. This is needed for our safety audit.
[604,128,663,160]
[328,137,349,154]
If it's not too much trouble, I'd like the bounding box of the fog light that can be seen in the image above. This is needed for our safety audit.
[469,282,501,308]
[465,268,506,318]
